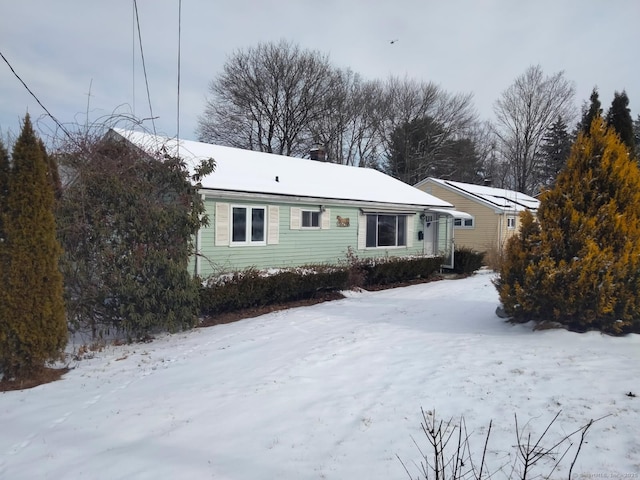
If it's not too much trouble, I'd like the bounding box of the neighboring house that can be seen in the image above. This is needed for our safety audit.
[414,177,540,253]
[110,129,471,276]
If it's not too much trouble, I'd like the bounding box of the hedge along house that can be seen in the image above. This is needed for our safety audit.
[110,129,471,276]
[414,177,540,254]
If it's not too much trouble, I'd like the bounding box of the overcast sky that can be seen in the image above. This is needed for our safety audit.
[2,0,639,144]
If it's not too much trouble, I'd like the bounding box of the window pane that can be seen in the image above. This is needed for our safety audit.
[454,218,462,226]
[302,211,320,227]
[397,216,406,246]
[232,207,246,242]
[251,208,265,242]
[378,215,396,246]
[465,219,473,227]
[366,215,377,247]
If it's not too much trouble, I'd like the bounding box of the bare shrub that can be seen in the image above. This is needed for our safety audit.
[399,409,606,480]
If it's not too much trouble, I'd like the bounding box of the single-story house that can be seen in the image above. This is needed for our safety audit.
[414,177,540,253]
[110,129,471,276]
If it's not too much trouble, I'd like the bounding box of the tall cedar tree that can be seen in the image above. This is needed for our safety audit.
[634,114,640,154]
[496,117,640,334]
[0,140,10,343]
[0,115,67,378]
[578,88,602,136]
[0,138,9,238]
[606,90,636,158]
[57,135,213,341]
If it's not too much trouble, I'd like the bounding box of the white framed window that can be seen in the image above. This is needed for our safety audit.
[301,210,320,228]
[365,214,407,248]
[507,216,516,229]
[454,217,474,228]
[231,205,266,245]
[290,207,330,230]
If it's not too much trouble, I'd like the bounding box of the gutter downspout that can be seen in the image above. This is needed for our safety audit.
[422,213,427,255]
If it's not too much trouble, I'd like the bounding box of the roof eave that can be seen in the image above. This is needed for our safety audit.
[199,188,451,210]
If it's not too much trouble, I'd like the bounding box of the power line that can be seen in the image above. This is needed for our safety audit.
[0,49,73,141]
[133,0,157,136]
[176,0,182,156]
[132,0,136,117]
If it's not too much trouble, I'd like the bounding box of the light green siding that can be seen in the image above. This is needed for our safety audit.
[195,197,430,276]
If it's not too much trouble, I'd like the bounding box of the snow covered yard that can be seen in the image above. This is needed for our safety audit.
[1,269,639,479]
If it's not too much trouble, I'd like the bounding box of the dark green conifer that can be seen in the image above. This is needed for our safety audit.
[539,116,572,187]
[0,138,9,239]
[0,139,10,347]
[606,90,636,158]
[578,88,602,136]
[0,115,67,379]
[634,114,640,155]
[497,116,640,334]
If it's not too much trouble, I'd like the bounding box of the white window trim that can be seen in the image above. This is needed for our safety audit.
[364,213,409,249]
[231,205,267,246]
[506,215,516,230]
[291,207,330,230]
[454,217,475,229]
[301,209,321,229]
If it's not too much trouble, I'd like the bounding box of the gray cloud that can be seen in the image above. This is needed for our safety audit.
[2,0,638,142]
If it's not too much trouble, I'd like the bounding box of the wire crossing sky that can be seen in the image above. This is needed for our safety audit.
[1,0,638,142]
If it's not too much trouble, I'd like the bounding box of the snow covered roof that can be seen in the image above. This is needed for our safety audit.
[417,177,539,212]
[110,129,453,209]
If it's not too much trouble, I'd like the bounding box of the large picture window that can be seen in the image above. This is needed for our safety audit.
[366,214,407,248]
[232,206,266,244]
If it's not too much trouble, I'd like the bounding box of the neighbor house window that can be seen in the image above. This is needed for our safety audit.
[507,216,516,229]
[301,210,320,228]
[454,217,474,228]
[232,206,266,244]
[366,214,407,248]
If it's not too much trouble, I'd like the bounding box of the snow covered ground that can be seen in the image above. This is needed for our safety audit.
[1,269,639,479]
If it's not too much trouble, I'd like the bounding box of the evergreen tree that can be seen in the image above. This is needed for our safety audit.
[0,115,67,379]
[57,135,213,340]
[387,116,445,185]
[496,116,640,334]
[0,139,10,347]
[577,88,602,136]
[538,116,572,188]
[634,114,640,157]
[0,138,9,239]
[606,90,636,157]
[39,140,62,200]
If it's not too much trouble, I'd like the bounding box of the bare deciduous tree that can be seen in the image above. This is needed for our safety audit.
[493,65,576,195]
[380,76,478,184]
[307,70,383,167]
[197,40,334,157]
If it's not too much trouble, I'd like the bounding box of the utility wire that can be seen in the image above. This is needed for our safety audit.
[132,0,136,117]
[0,49,73,141]
[176,0,182,157]
[133,0,157,136]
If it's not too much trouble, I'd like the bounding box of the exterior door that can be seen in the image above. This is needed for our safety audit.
[437,215,454,269]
